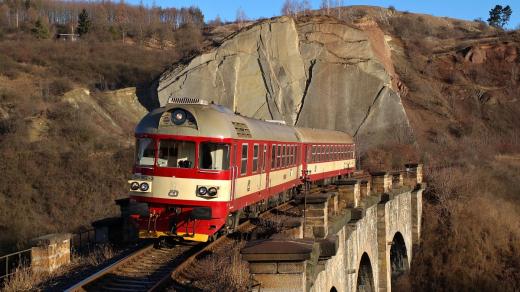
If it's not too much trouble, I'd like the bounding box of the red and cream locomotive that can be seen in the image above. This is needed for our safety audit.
[122,97,355,242]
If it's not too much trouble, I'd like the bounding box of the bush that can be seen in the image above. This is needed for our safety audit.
[0,55,21,79]
[48,78,74,97]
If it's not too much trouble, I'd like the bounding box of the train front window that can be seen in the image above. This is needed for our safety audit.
[157,140,195,168]
[199,142,230,170]
[136,138,155,166]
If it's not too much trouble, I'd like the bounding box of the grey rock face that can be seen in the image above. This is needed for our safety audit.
[157,16,413,147]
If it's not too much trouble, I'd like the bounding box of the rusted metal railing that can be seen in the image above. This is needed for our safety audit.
[70,229,97,253]
[0,248,31,281]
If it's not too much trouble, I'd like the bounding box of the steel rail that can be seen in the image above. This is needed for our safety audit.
[65,200,296,292]
[64,244,155,292]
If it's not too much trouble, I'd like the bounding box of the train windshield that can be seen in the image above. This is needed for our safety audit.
[199,142,230,170]
[157,139,196,168]
[136,138,156,166]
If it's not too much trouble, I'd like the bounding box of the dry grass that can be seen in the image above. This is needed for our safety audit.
[182,241,250,292]
[2,244,115,291]
[0,37,182,249]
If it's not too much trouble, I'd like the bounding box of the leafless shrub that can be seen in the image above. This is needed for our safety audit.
[77,244,115,266]
[2,244,116,291]
[186,242,249,291]
[2,267,48,292]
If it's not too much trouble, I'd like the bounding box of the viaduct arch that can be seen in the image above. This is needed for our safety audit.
[241,166,424,292]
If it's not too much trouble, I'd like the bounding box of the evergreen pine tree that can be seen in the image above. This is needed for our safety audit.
[487,5,513,28]
[487,5,503,28]
[76,9,91,36]
[31,18,50,39]
[501,5,512,28]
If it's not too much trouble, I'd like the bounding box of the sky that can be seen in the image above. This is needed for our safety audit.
[128,0,519,29]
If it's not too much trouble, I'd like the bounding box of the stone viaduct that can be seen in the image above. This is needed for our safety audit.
[241,164,424,292]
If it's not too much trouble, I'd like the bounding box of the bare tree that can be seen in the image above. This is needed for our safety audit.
[320,0,330,15]
[281,0,294,16]
[115,0,129,43]
[236,7,246,28]
[282,0,312,17]
[301,0,311,15]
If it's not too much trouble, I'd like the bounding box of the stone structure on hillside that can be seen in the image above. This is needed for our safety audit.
[241,164,424,291]
[155,16,413,147]
[31,233,71,273]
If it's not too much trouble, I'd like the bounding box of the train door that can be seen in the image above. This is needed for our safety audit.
[230,143,238,203]
[257,144,263,196]
[266,144,273,196]
[261,144,267,197]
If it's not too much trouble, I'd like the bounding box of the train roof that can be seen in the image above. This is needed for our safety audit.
[135,102,299,142]
[294,127,353,144]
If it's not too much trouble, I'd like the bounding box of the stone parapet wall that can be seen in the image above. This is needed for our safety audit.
[31,233,71,273]
[243,164,425,292]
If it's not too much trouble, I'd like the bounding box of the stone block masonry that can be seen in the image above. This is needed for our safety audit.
[31,233,71,273]
[243,164,425,292]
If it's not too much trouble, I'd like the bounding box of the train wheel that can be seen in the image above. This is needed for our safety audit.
[225,211,241,233]
[208,233,218,242]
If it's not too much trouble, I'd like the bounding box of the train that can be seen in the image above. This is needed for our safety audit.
[119,97,356,242]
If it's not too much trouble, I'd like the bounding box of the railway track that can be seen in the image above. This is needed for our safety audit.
[65,242,200,292]
[170,201,297,289]
[65,201,297,292]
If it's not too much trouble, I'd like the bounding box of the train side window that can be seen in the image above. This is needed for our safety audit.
[136,138,156,166]
[199,142,230,170]
[271,145,276,169]
[253,144,259,173]
[290,145,294,166]
[280,145,285,167]
[277,145,282,168]
[285,145,289,167]
[289,145,292,166]
[241,144,248,175]
[325,145,329,161]
[276,145,282,168]
[297,145,300,165]
[287,145,291,166]
[311,145,316,163]
[295,145,298,165]
[293,145,296,165]
[158,139,195,168]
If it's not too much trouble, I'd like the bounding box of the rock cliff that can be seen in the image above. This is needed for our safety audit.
[156,16,413,146]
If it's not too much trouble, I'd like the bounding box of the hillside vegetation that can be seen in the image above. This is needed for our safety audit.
[339,6,520,290]
[0,1,233,251]
[0,2,519,291]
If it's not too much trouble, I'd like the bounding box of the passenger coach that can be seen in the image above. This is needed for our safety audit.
[121,98,355,242]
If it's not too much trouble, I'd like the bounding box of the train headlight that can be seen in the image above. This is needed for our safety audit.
[197,186,208,196]
[208,187,218,197]
[139,182,150,192]
[130,181,140,191]
[171,109,187,125]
